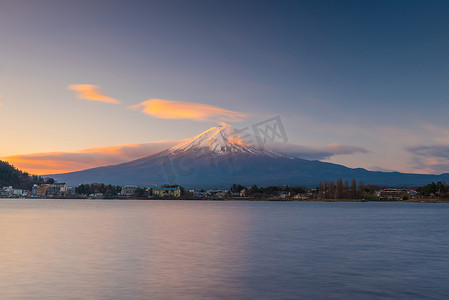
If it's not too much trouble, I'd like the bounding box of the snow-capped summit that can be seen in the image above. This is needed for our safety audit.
[167,123,284,157]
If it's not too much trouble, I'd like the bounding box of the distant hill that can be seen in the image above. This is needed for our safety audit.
[50,125,449,189]
[0,160,48,189]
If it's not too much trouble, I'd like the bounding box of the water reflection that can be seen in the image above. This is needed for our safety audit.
[1,200,449,299]
[0,200,252,299]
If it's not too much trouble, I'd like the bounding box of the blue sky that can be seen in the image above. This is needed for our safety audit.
[1,0,449,174]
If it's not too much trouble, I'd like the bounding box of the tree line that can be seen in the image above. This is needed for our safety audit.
[0,160,52,189]
[231,184,306,197]
[75,183,122,197]
[317,178,379,200]
[416,181,449,198]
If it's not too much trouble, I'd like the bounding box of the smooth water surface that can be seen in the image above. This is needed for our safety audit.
[1,199,448,299]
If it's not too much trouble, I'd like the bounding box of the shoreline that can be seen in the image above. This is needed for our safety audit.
[2,197,449,203]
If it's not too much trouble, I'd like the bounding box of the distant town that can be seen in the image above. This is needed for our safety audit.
[1,180,448,202]
[2,157,448,202]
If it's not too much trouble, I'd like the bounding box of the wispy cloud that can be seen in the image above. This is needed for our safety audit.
[407,145,449,159]
[267,142,369,160]
[406,144,449,174]
[368,166,398,172]
[2,141,179,175]
[68,84,120,104]
[0,96,3,107]
[130,99,248,122]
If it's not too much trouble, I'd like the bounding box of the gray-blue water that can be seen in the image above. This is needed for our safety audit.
[0,199,448,300]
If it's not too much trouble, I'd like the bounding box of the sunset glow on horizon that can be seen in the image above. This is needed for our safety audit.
[2,141,179,175]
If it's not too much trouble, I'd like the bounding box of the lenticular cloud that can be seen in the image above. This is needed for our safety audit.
[68,84,120,104]
[130,99,247,122]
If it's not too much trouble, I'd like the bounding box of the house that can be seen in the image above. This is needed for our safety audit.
[207,190,229,198]
[36,184,50,197]
[46,185,61,196]
[32,184,38,196]
[29,183,68,197]
[0,187,9,198]
[378,188,407,200]
[65,187,76,197]
[121,185,139,197]
[152,187,181,198]
[13,189,24,197]
[278,192,291,199]
[191,189,206,198]
[53,182,67,193]
[293,194,310,200]
[1,186,13,197]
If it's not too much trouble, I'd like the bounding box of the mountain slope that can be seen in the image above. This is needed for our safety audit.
[50,125,449,188]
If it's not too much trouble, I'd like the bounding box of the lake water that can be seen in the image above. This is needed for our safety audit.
[1,199,448,300]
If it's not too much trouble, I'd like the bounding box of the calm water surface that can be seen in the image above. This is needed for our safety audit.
[1,199,448,300]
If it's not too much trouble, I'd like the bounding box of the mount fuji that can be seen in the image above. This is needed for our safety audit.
[50,124,449,188]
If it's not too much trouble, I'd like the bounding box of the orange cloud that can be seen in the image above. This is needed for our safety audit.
[0,96,3,106]
[68,84,120,104]
[130,99,248,122]
[2,141,179,175]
